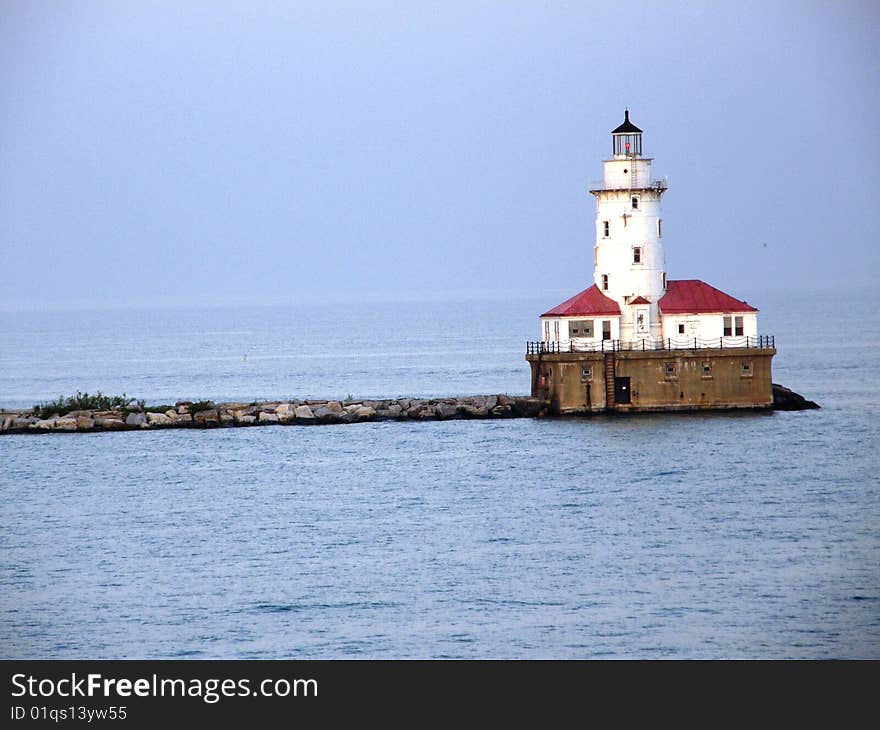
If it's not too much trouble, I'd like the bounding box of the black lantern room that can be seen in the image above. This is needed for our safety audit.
[612,109,642,157]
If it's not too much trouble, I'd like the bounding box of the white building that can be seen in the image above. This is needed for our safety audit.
[540,110,759,350]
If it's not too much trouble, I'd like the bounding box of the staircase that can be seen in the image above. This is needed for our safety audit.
[604,353,616,411]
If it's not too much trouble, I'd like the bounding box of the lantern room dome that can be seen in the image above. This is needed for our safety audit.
[611,109,642,135]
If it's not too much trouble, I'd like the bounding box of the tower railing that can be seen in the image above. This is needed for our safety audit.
[526,335,775,355]
[588,177,668,193]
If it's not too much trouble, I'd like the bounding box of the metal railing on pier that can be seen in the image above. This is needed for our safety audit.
[526,335,775,355]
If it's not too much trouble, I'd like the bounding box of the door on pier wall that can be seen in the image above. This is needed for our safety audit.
[614,376,631,404]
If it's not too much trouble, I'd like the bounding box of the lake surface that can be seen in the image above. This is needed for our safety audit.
[1,287,878,658]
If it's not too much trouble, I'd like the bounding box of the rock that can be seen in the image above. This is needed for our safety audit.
[490,404,513,417]
[259,412,280,423]
[375,404,403,419]
[193,409,219,425]
[176,413,193,423]
[434,403,458,419]
[125,412,146,426]
[76,415,94,430]
[772,383,820,411]
[484,395,498,410]
[238,415,257,425]
[312,405,342,423]
[54,418,78,431]
[294,405,316,422]
[1,417,13,432]
[93,410,122,419]
[275,403,295,415]
[326,401,343,413]
[164,409,179,420]
[94,417,125,429]
[31,419,54,430]
[343,403,362,413]
[509,397,545,417]
[354,406,376,421]
[460,405,489,418]
[219,412,234,424]
[146,412,171,426]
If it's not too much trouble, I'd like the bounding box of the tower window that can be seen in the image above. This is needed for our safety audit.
[633,247,642,264]
[631,195,640,210]
[723,316,732,337]
[602,320,612,340]
[602,274,609,291]
[735,316,744,336]
[661,272,667,289]
[603,220,610,237]
[658,219,663,237]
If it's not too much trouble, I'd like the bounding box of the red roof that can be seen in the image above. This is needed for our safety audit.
[659,280,757,314]
[630,296,650,305]
[542,284,621,317]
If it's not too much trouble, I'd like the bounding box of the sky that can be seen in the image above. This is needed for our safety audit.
[1,0,878,310]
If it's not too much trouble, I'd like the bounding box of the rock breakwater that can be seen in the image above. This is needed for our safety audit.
[0,395,547,435]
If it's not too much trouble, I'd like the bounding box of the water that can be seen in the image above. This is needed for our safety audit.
[1,287,878,658]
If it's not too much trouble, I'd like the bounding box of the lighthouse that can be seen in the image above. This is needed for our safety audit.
[526,110,776,413]
[592,109,667,342]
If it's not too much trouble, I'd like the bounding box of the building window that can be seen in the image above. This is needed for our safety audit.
[603,220,610,237]
[633,246,642,264]
[594,247,598,266]
[658,219,663,237]
[581,367,592,381]
[702,362,713,377]
[602,274,609,291]
[543,320,550,341]
[553,320,560,341]
[724,315,745,337]
[602,320,612,340]
[631,195,640,210]
[661,272,667,289]
[741,361,753,377]
[678,323,685,335]
[569,319,594,338]
[664,362,677,378]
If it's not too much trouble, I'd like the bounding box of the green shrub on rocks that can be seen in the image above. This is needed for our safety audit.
[33,391,137,419]
[188,400,215,413]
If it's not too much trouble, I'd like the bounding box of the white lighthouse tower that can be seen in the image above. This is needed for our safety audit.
[590,109,668,342]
